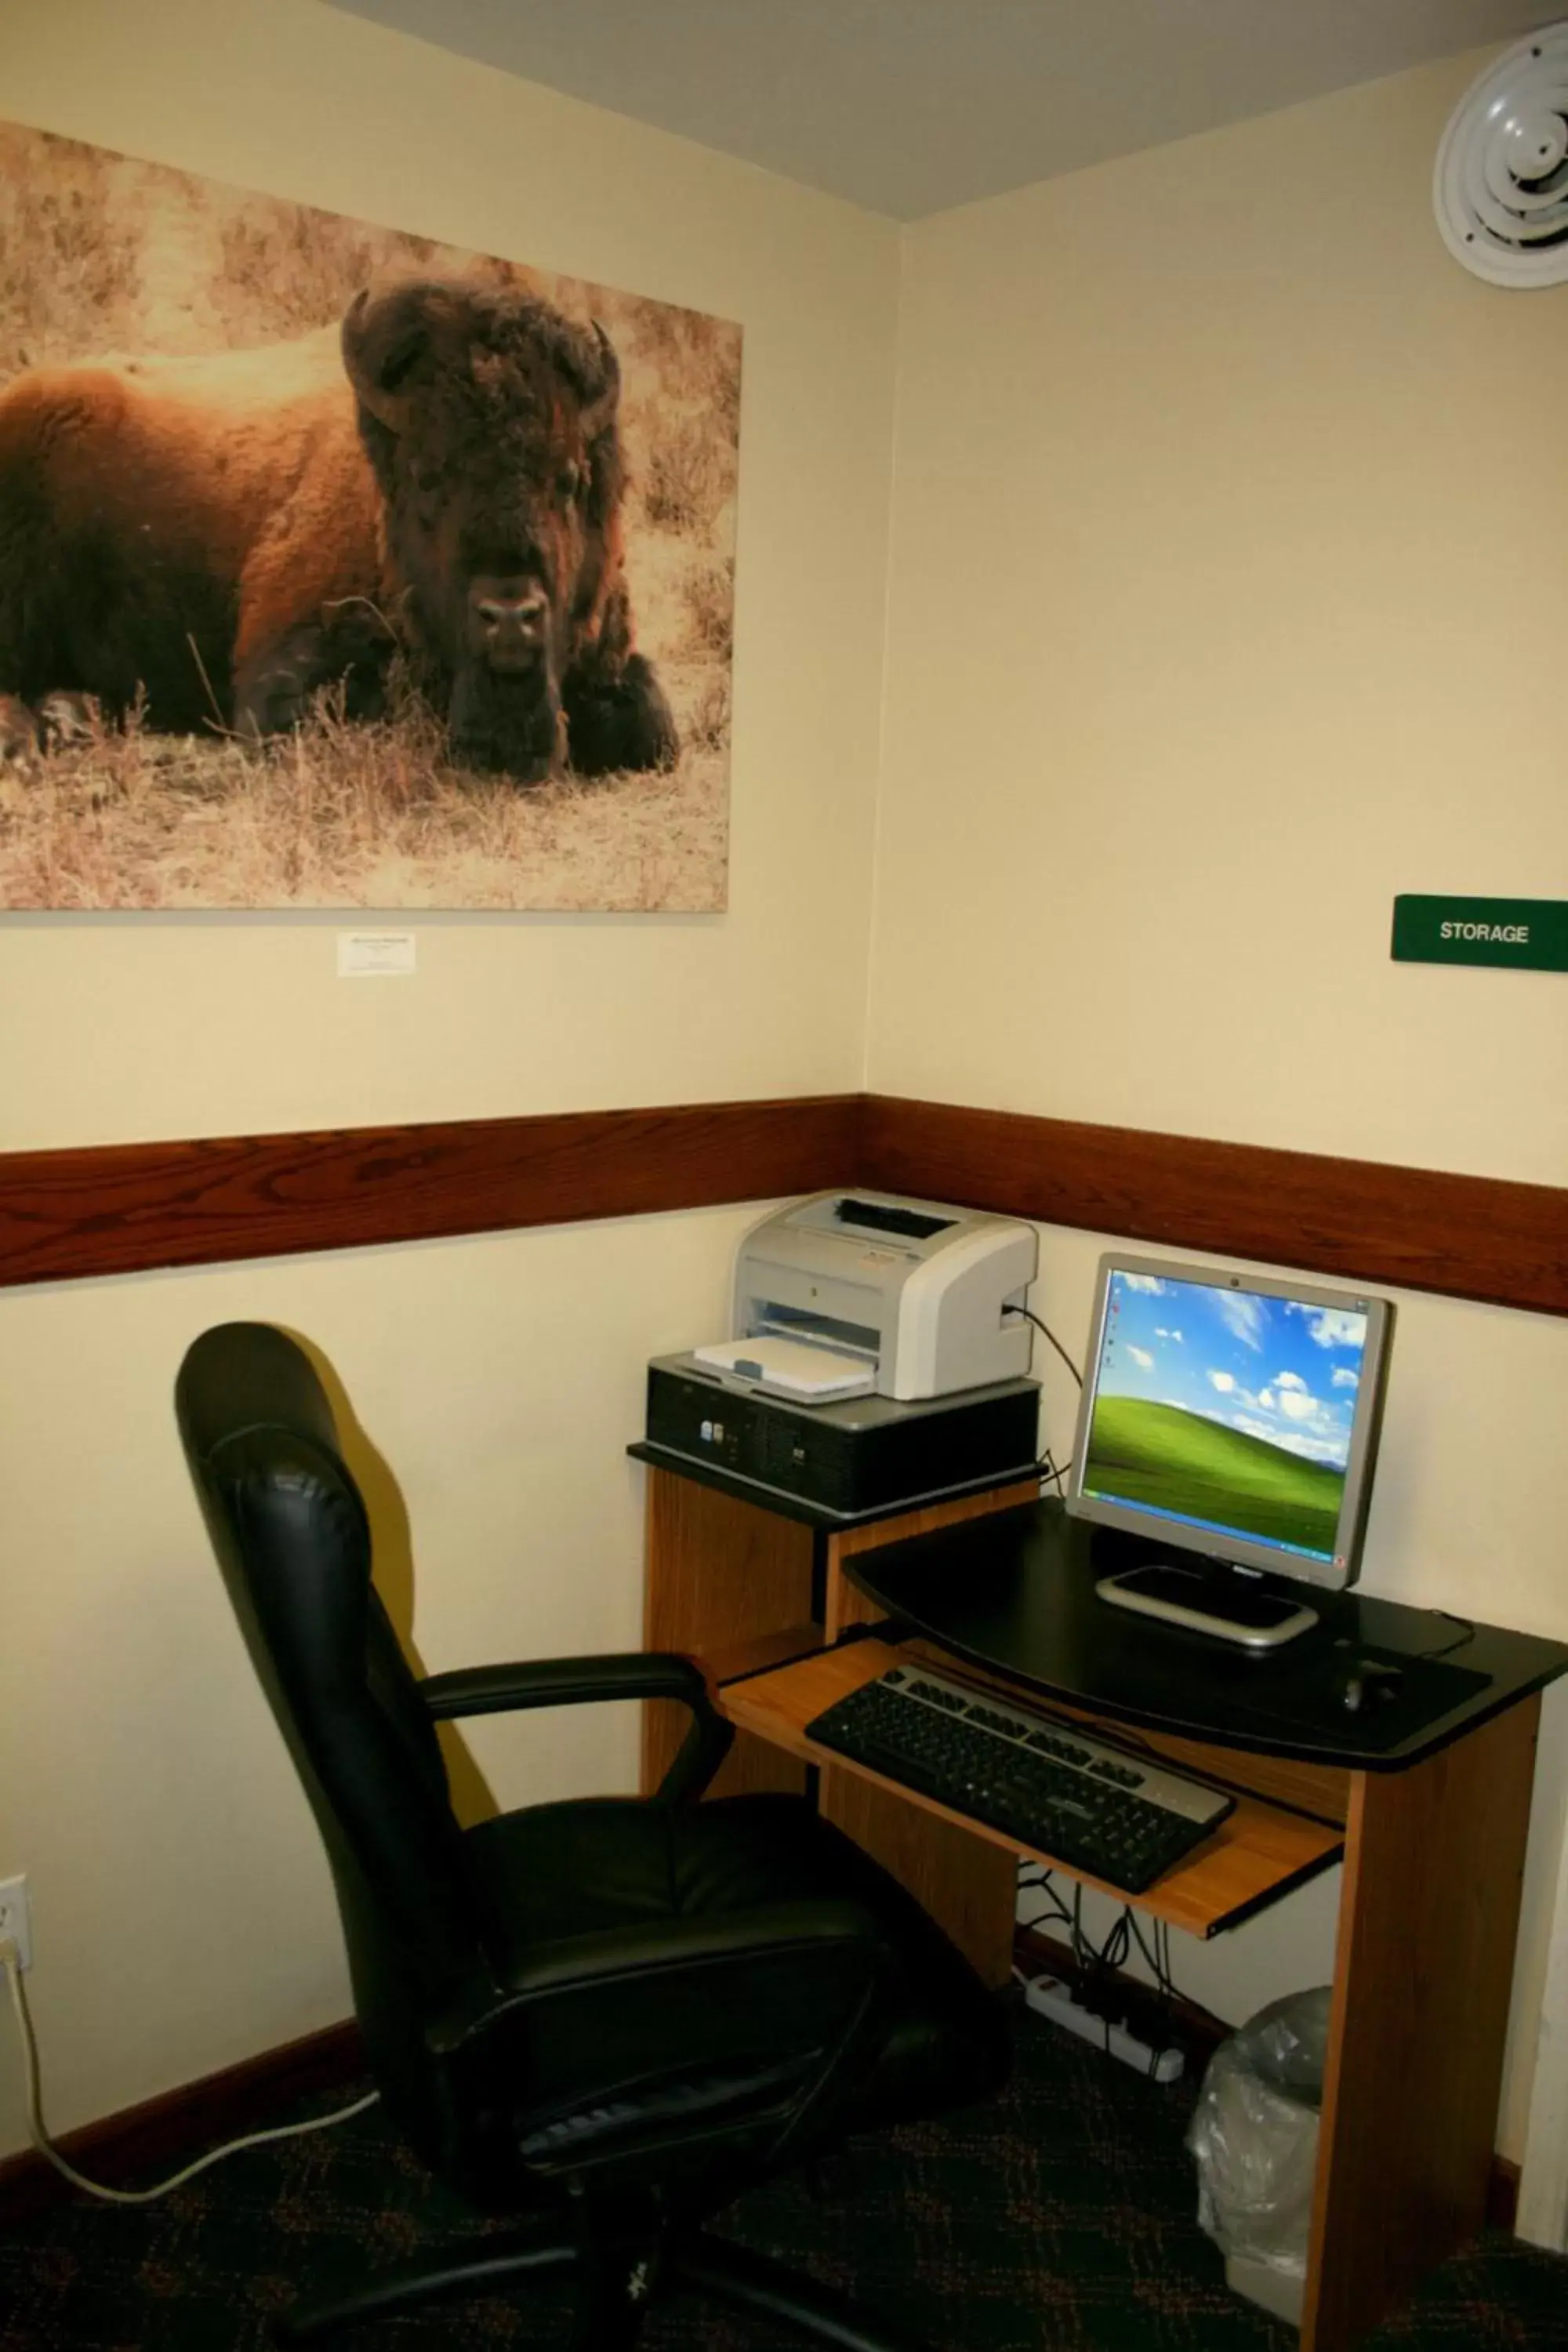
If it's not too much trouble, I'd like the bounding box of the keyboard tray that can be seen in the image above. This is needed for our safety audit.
[804,1662,1235,1895]
[717,1637,1345,1940]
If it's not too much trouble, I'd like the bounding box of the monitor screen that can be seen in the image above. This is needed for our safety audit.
[1065,1254,1394,1589]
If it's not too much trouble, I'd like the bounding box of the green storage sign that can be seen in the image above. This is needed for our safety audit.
[1392,897,1568,973]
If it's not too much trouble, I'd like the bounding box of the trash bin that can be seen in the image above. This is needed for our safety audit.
[1185,1987,1332,2328]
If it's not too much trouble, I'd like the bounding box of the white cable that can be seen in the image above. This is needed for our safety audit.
[1,1937,378,2205]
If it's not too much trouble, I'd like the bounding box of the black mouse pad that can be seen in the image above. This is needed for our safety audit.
[1259,1642,1492,1751]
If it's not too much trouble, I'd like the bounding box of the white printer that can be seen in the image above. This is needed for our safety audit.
[695,1190,1038,1403]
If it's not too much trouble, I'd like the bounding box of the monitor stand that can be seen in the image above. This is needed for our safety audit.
[1096,1557,1320,1652]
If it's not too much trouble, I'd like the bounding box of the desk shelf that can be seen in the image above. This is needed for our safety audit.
[717,1635,1344,1941]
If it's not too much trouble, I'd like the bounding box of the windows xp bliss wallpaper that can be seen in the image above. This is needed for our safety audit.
[1081,1270,1369,1561]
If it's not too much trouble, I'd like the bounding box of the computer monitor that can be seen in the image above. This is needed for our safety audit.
[1065,1253,1394,1649]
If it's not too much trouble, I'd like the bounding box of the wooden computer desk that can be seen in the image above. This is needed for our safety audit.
[633,1452,1568,2352]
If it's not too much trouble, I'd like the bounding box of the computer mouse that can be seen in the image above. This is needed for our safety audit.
[1337,1660,1403,1715]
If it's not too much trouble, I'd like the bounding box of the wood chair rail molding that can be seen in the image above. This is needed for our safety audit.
[862,1096,1566,1319]
[0,1095,861,1289]
[1,1091,1562,1317]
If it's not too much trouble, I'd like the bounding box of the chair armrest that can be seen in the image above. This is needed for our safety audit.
[419,1650,733,1802]
[421,1650,710,1719]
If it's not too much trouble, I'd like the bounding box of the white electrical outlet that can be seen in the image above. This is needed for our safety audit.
[0,1874,32,1971]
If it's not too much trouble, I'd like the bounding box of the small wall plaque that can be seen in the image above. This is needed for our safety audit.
[1391,897,1568,973]
[338,931,416,978]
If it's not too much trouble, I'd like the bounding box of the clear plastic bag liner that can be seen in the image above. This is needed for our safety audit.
[1185,1987,1332,2279]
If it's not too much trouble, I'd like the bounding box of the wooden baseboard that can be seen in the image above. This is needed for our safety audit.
[0,2018,362,2227]
[1490,2157,1522,2237]
[1013,1924,1519,2235]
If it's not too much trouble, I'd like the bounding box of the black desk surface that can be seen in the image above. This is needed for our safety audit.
[848,1501,1568,1771]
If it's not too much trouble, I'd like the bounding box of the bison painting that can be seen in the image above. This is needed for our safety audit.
[0,278,679,786]
[0,121,738,909]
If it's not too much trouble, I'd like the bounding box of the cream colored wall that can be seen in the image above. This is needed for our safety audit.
[871,55,1566,1183]
[873,56,1568,2161]
[0,0,899,1149]
[1,1206,769,2149]
[0,0,898,2156]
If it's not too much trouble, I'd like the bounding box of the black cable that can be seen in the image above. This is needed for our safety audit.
[1124,1909,1172,2075]
[1065,1893,1127,2054]
[1106,1906,1186,2078]
[1146,1913,1229,2041]
[1154,1920,1181,2076]
[1018,1899,1074,1936]
[1163,1924,1189,2023]
[1005,1303,1084,1390]
[1127,1909,1174,2002]
[1093,1908,1132,2056]
[1017,1862,1075,1937]
[1018,1864,1082,1997]
[1140,1917,1185,2066]
[1415,1611,1475,1661]
[1035,1450,1070,1496]
[1080,1890,1111,2051]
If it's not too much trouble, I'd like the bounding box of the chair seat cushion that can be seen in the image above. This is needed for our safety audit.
[463,1791,1008,2150]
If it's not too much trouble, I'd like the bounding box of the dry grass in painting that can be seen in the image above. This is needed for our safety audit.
[0,677,727,912]
[0,124,740,910]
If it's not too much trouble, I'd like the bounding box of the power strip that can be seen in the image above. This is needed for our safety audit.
[1023,1973,1185,2084]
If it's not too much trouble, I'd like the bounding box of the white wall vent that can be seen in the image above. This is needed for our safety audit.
[1435,23,1568,286]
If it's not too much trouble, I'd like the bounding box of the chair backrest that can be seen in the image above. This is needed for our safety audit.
[176,1324,485,2049]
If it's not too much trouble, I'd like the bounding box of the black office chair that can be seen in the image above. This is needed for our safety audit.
[176,1323,1010,2349]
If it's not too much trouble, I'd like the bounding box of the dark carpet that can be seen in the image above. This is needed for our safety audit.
[3,2001,1565,2350]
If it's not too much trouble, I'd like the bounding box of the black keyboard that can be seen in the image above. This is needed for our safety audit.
[805,1664,1235,1894]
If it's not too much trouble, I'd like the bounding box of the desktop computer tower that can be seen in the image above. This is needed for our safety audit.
[644,1353,1040,1516]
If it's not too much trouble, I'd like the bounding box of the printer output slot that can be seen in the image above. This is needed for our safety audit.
[752,1305,881,1359]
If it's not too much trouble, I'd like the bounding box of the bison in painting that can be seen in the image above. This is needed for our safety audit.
[0,278,677,786]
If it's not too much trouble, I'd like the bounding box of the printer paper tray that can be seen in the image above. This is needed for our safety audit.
[690,1334,877,1400]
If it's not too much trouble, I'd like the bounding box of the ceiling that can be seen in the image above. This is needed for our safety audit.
[325,0,1549,219]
